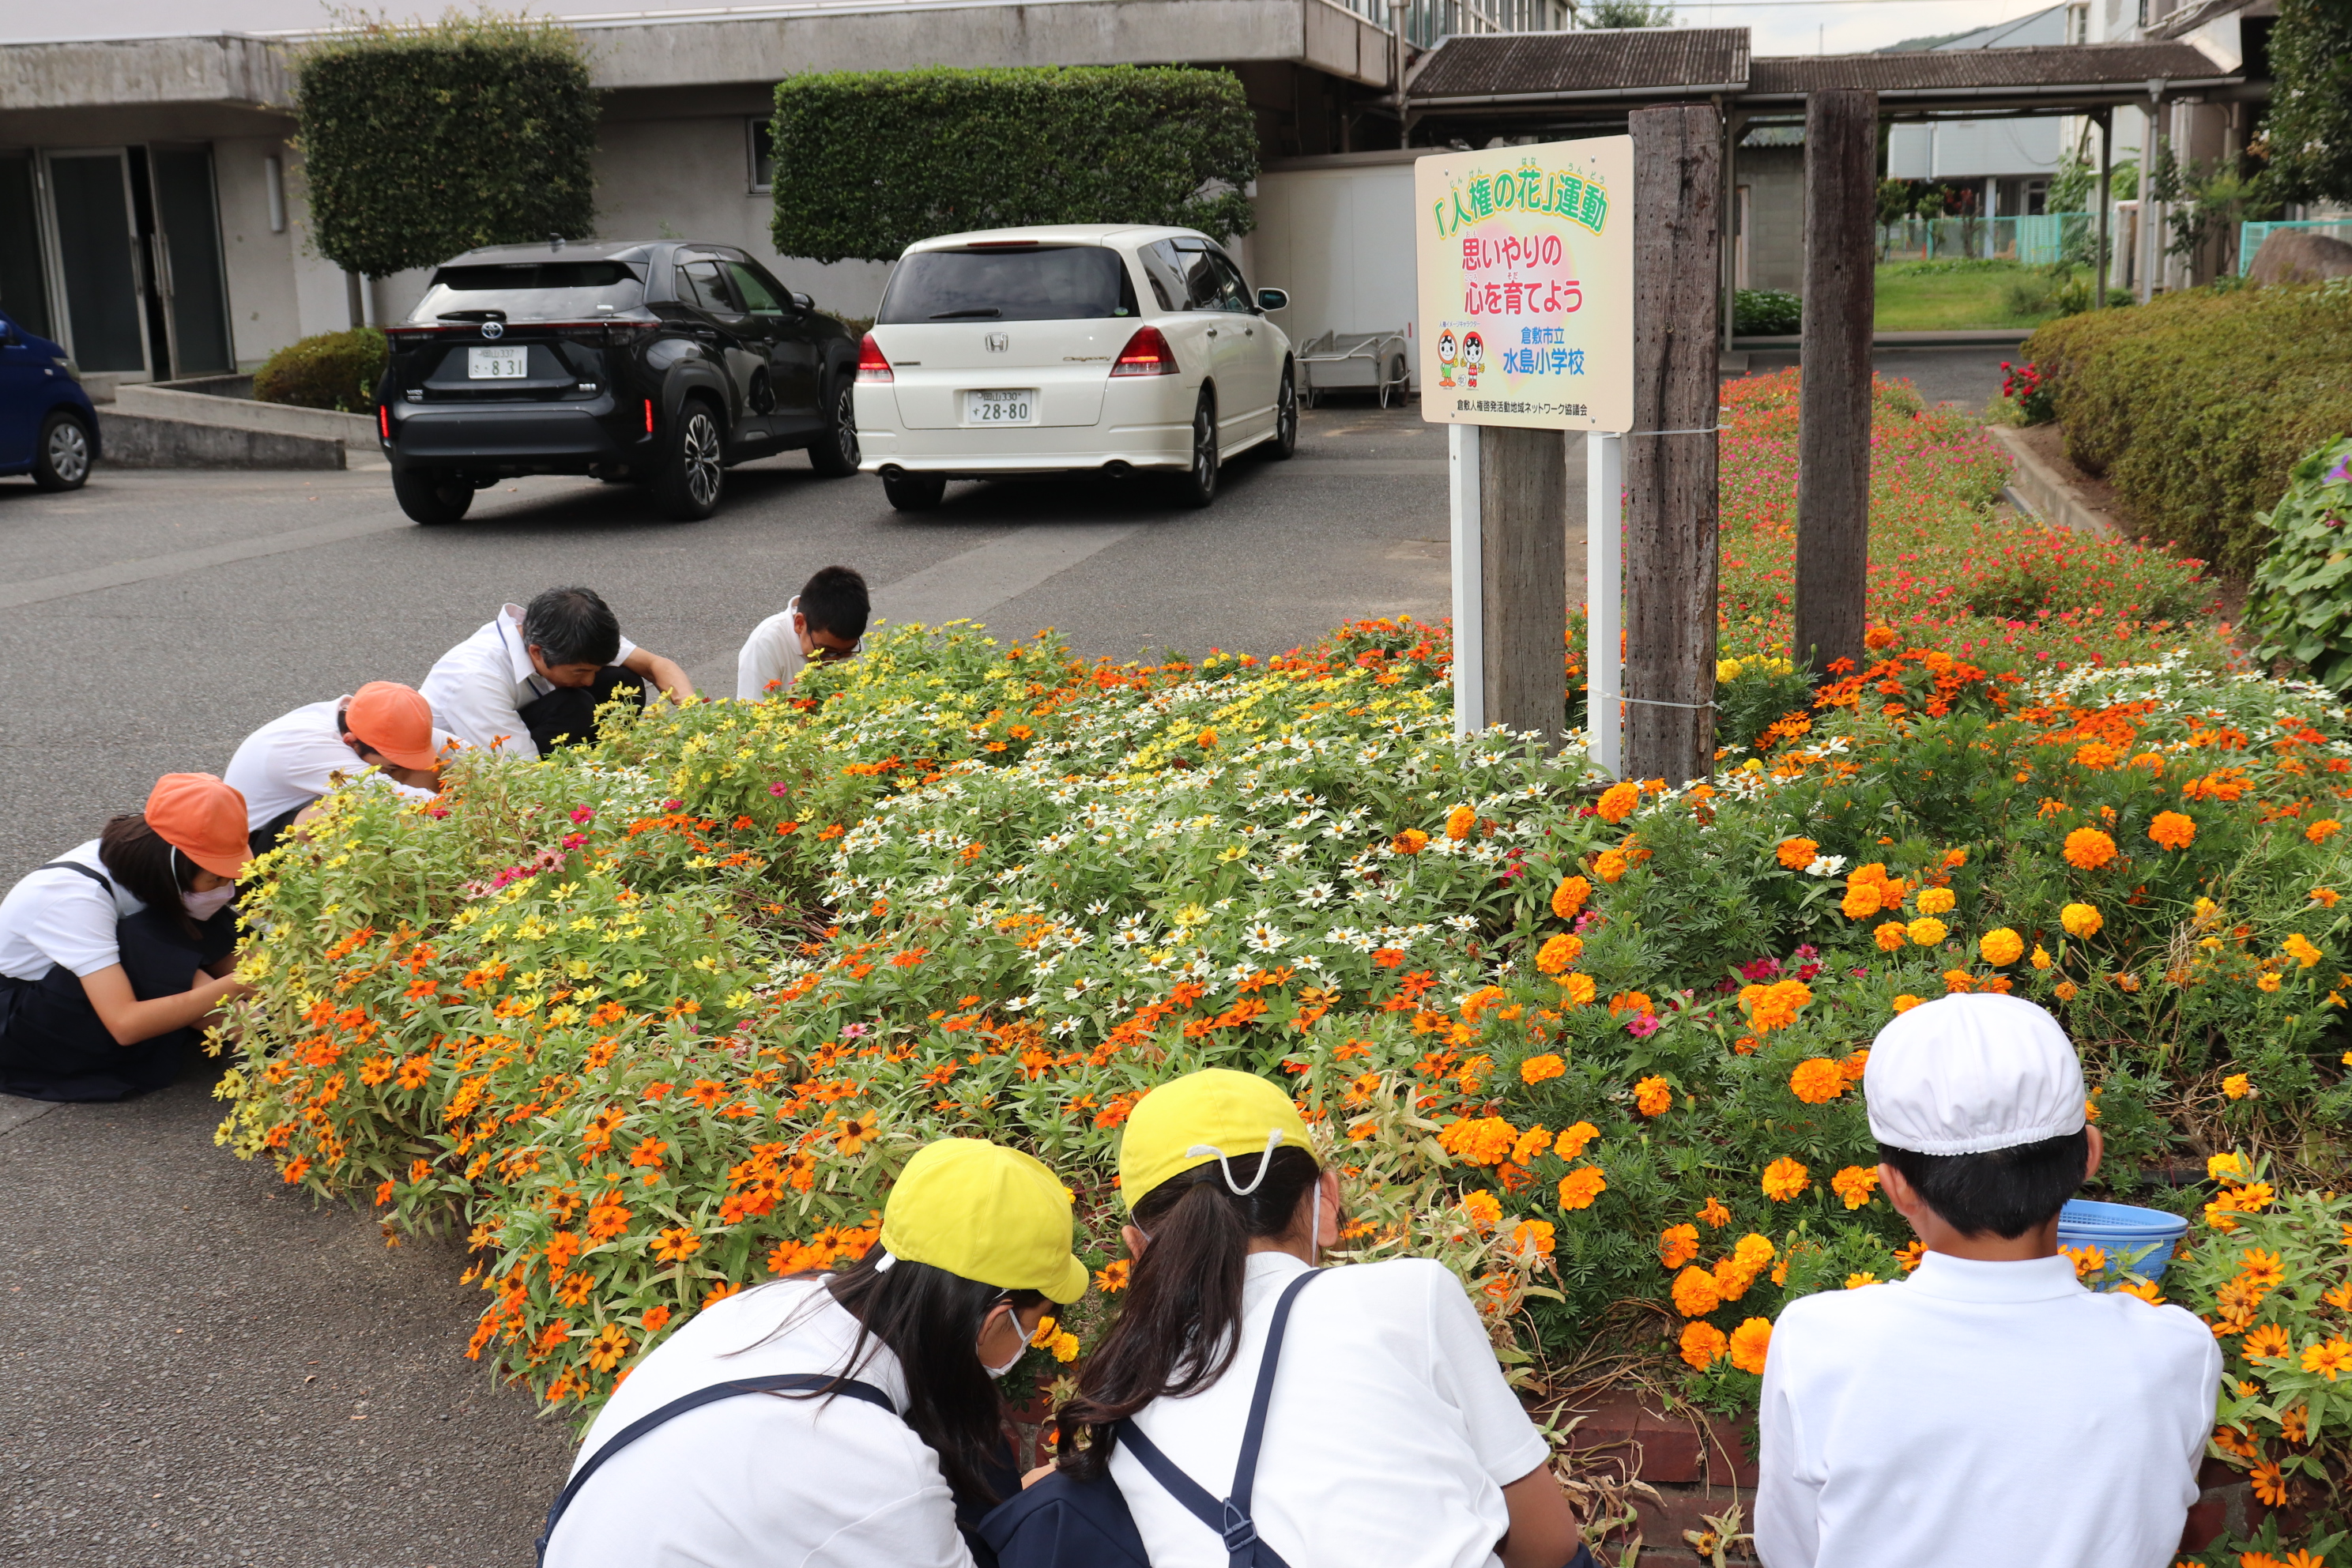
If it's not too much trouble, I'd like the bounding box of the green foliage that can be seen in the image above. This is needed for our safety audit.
[2026,281,2352,576]
[2263,0,2352,206]
[2049,153,2097,217]
[2154,152,2280,264]
[2245,436,2352,688]
[251,327,387,412]
[767,66,1259,265]
[1581,0,1677,24]
[2109,158,2141,202]
[293,13,597,278]
[1879,257,2022,277]
[1732,289,1800,335]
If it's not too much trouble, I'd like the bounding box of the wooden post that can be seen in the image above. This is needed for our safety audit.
[1626,103,1721,787]
[2094,107,2113,310]
[1479,425,1569,750]
[1794,88,1877,681]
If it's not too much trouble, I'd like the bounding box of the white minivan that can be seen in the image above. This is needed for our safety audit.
[854,224,1295,511]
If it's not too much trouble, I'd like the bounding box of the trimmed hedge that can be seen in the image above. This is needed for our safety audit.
[252,328,388,413]
[769,66,1258,265]
[2024,281,2352,576]
[295,14,597,279]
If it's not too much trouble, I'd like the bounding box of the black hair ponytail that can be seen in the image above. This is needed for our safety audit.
[96,815,199,937]
[1053,1145,1321,1478]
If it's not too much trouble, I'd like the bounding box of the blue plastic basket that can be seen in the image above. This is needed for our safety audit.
[2056,1198,2191,1284]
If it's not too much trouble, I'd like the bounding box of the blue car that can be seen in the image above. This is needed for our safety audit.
[0,307,99,490]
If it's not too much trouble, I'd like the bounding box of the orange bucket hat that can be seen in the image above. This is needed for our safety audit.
[145,773,253,879]
[344,681,442,771]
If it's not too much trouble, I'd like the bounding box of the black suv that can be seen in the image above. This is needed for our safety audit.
[377,240,861,524]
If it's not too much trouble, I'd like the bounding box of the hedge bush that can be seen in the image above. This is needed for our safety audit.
[2023,280,2352,577]
[769,66,1259,264]
[1733,288,1800,335]
[295,14,597,279]
[251,327,387,413]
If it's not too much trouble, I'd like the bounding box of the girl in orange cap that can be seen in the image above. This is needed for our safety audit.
[0,774,252,1101]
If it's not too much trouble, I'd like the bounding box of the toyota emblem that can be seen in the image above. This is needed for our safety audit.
[985,332,1008,353]
[482,321,505,340]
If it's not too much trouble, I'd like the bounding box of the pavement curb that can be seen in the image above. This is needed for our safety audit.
[96,408,349,471]
[1984,424,2117,537]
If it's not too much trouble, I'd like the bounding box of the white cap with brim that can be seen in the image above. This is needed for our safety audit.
[1864,992,2088,1155]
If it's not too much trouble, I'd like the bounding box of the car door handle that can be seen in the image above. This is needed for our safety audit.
[1245,328,1254,337]
[1206,328,1219,338]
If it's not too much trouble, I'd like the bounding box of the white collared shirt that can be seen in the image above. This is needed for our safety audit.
[224,698,445,829]
[737,595,808,701]
[0,840,144,981]
[1113,1253,1549,1568]
[420,603,637,759]
[1755,1250,2221,1568]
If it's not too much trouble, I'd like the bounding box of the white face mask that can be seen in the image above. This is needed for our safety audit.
[980,1305,1027,1379]
[183,884,236,920]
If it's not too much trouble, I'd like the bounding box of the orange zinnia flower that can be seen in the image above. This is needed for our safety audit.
[651,1227,700,1264]
[2300,1338,2352,1381]
[586,1324,631,1372]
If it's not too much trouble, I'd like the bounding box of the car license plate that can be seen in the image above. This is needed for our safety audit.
[964,389,1035,425]
[468,346,528,379]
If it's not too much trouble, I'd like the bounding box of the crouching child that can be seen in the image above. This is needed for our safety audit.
[1755,992,2221,1568]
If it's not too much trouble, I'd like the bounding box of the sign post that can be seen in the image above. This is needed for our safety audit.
[1415,138,1634,758]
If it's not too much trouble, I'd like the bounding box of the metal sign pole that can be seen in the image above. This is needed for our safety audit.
[1585,428,1622,776]
[1450,420,1484,739]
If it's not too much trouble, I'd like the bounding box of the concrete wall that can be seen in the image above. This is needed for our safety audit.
[1253,150,1419,385]
[1886,118,2061,180]
[210,134,305,368]
[1734,144,1804,294]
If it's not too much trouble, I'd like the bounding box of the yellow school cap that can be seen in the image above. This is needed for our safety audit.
[1118,1069,1314,1211]
[878,1137,1088,1303]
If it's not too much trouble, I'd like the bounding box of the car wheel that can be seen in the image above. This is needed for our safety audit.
[808,379,860,478]
[650,400,724,522]
[391,466,473,525]
[1266,365,1298,460]
[1168,390,1219,508]
[31,411,92,491]
[883,472,946,511]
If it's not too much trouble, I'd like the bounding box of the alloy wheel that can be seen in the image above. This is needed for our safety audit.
[834,386,859,469]
[1192,405,1215,488]
[1276,376,1297,452]
[48,420,89,484]
[682,412,722,508]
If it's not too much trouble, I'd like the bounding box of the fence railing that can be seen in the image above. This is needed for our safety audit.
[2237,217,2352,275]
[1367,0,1570,52]
[1876,213,2094,266]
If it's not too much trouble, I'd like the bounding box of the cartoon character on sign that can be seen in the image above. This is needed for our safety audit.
[1435,328,1459,388]
[1461,330,1485,390]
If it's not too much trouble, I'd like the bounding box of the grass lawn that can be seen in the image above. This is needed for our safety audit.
[1873,260,2060,332]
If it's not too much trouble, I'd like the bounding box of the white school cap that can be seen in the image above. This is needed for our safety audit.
[1864,993,2087,1155]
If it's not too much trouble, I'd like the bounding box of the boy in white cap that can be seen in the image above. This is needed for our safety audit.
[1754,993,2219,1568]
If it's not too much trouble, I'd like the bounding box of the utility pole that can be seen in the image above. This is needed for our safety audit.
[1793,88,1877,681]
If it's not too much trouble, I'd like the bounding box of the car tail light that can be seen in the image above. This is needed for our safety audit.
[1110,326,1178,377]
[644,398,655,434]
[378,405,390,440]
[857,334,893,383]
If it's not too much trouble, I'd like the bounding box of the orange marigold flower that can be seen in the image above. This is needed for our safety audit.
[2259,973,2283,993]
[2063,827,2119,870]
[1535,933,1584,974]
[1943,969,1977,993]
[1520,1054,1566,1086]
[2312,888,2342,908]
[1841,880,1886,920]
[2308,819,2344,844]
[1672,1265,1724,1317]
[1393,828,1430,855]
[2052,980,2079,1002]
[1761,1156,1811,1202]
[1438,1116,1521,1167]
[1445,805,1476,841]
[1908,917,1949,947]
[1596,782,1641,824]
[1559,972,1598,1007]
[1839,1049,1870,1080]
[1917,886,1957,916]
[1511,1126,1554,1166]
[2060,902,2103,939]
[1556,1166,1608,1210]
[1679,1320,1728,1370]
[1788,1059,1847,1105]
[1594,849,1630,883]
[1980,928,2026,967]
[1892,993,1925,1013]
[1698,1196,1731,1228]
[2284,933,2324,969]
[1874,921,1908,952]
[2148,812,2196,851]
[1555,1121,1600,1159]
[1633,1075,1673,1117]
[1776,838,1820,870]
[1550,876,1592,921]
[1830,1165,1880,1209]
[1660,1223,1701,1269]
[1510,1219,1556,1258]
[1461,1189,1503,1230]
[1728,1317,1772,1374]
[1747,978,1814,1033]
[2223,1073,2253,1100]
[1864,624,1898,650]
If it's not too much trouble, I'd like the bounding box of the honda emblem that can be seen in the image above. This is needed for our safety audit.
[482,321,505,340]
[985,332,1008,353]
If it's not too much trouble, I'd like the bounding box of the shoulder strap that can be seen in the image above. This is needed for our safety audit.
[36,861,113,891]
[534,1373,895,1565]
[1118,1266,1323,1568]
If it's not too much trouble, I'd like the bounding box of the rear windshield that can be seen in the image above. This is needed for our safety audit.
[409,261,644,322]
[876,247,1135,324]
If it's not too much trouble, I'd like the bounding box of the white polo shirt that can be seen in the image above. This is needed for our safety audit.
[223,699,445,830]
[543,1279,974,1568]
[421,604,637,759]
[0,841,145,982]
[1755,1251,2221,1568]
[1114,1253,1550,1568]
[737,596,808,701]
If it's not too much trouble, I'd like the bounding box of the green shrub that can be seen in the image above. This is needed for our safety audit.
[768,66,1259,265]
[2025,279,2352,576]
[252,327,388,412]
[1879,256,2022,277]
[1733,289,1800,334]
[294,13,596,278]
[2245,435,2352,686]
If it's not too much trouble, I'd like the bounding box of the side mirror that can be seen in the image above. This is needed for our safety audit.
[0,319,16,345]
[790,291,814,311]
[1257,288,1289,311]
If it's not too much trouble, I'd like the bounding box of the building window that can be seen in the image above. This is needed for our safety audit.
[748,118,775,194]
[2067,1,2089,42]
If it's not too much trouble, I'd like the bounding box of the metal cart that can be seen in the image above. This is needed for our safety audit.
[1295,329,1412,408]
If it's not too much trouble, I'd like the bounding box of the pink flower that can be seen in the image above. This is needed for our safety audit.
[768,782,788,797]
[1627,1013,1662,1038]
[562,833,587,850]
[569,805,594,824]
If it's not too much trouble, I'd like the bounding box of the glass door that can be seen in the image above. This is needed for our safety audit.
[0,150,56,342]
[149,145,235,376]
[43,149,149,375]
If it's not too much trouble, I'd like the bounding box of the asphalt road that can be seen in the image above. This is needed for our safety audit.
[0,352,2011,1566]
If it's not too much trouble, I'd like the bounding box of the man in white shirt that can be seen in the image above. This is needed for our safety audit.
[737,564,869,700]
[1755,994,2220,1568]
[422,586,693,758]
[224,680,451,854]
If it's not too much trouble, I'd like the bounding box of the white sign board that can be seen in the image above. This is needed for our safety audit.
[1413,138,1634,433]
